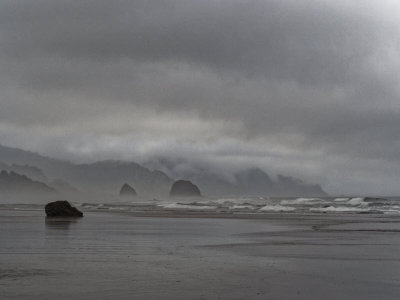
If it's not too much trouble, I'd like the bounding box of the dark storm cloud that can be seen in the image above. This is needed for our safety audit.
[0,1,390,83]
[0,0,399,195]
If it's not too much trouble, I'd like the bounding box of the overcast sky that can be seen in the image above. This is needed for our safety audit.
[0,0,399,195]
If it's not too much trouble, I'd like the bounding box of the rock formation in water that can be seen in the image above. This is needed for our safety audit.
[45,200,83,217]
[169,180,201,197]
[119,183,137,197]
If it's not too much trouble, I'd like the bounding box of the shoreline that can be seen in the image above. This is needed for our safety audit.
[1,205,398,221]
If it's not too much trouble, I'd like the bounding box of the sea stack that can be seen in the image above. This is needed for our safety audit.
[119,183,137,197]
[169,180,202,197]
[45,200,83,217]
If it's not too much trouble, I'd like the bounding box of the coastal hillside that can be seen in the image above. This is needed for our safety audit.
[0,170,56,196]
[0,144,327,197]
[0,144,173,197]
[146,158,327,197]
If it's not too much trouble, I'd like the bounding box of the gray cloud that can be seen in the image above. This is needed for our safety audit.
[0,0,400,195]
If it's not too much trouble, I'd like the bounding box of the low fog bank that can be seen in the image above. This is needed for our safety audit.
[0,143,328,204]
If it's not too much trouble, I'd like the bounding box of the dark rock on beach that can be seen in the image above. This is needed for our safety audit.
[119,183,137,197]
[169,180,202,197]
[45,200,83,217]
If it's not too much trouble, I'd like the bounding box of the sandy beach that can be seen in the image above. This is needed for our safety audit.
[1,209,400,300]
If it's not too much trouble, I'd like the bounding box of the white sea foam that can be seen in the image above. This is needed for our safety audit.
[347,197,369,207]
[213,197,260,205]
[76,195,396,215]
[383,210,400,214]
[280,198,325,205]
[310,206,370,213]
[347,197,364,205]
[230,205,255,210]
[108,206,129,211]
[160,203,217,210]
[334,198,349,202]
[259,205,296,212]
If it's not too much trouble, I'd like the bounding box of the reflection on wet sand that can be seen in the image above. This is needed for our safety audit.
[45,217,80,230]
[1,210,400,300]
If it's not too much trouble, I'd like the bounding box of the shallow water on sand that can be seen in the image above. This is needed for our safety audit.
[1,210,400,299]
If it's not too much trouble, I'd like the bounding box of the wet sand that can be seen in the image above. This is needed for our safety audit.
[1,209,400,299]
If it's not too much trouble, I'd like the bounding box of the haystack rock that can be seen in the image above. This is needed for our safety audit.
[169,180,202,197]
[119,183,137,197]
[45,200,83,217]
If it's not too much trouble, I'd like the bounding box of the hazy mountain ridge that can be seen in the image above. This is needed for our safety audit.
[146,158,328,197]
[0,170,56,195]
[70,160,172,196]
[192,169,326,197]
[0,162,48,182]
[0,144,327,197]
[0,144,173,197]
[0,161,79,194]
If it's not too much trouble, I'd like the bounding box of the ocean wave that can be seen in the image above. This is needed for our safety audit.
[347,197,368,207]
[259,205,296,212]
[309,206,371,213]
[280,198,326,205]
[3,196,397,215]
[159,203,218,210]
[230,205,256,210]
[334,198,350,202]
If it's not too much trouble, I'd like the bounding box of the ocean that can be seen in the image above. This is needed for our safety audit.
[68,196,400,215]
